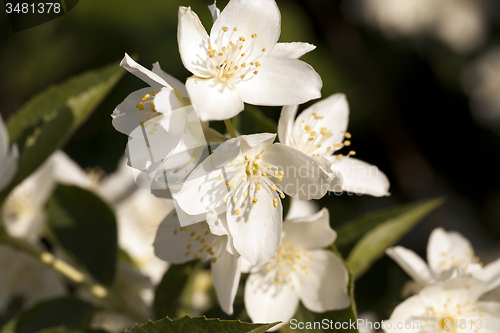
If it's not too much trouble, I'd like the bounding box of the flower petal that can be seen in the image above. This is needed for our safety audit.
[483,258,500,292]
[285,198,319,220]
[427,228,474,276]
[0,144,18,192]
[386,246,435,286]
[262,143,331,200]
[178,7,212,78]
[208,1,220,23]
[227,183,282,266]
[295,250,350,312]
[152,62,189,99]
[211,251,241,315]
[186,77,244,121]
[268,42,316,59]
[384,295,425,333]
[236,57,322,106]
[283,208,336,250]
[245,272,299,331]
[210,0,280,61]
[328,157,390,197]
[277,104,298,147]
[120,54,170,90]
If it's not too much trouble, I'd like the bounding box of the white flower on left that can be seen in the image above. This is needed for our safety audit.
[244,207,350,331]
[278,93,390,197]
[387,227,500,294]
[0,113,19,192]
[178,0,322,121]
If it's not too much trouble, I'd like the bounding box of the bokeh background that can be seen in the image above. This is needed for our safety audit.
[2,0,500,323]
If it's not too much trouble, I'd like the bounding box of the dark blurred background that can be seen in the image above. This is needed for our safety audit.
[2,0,500,320]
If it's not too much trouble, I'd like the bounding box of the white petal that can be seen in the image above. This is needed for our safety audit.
[235,133,276,157]
[296,250,350,312]
[328,157,390,197]
[262,143,330,200]
[268,42,316,59]
[245,272,299,331]
[120,54,170,90]
[313,155,343,191]
[172,139,240,215]
[483,258,500,292]
[210,0,280,61]
[293,93,348,155]
[0,113,10,157]
[208,1,220,23]
[283,208,336,250]
[177,7,212,78]
[49,151,94,189]
[285,198,319,220]
[152,62,189,99]
[227,183,282,266]
[386,246,435,286]
[236,57,322,106]
[384,295,425,333]
[186,77,244,122]
[240,256,254,273]
[427,228,474,276]
[211,251,241,315]
[0,144,18,192]
[277,105,298,147]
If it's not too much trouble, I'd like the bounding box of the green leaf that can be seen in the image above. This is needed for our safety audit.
[287,247,358,333]
[36,327,109,333]
[232,105,277,135]
[154,261,201,320]
[0,62,124,202]
[346,198,444,279]
[127,316,279,333]
[3,298,94,333]
[46,185,118,285]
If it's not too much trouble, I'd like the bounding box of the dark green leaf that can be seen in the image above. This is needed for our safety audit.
[0,62,123,202]
[127,315,279,333]
[346,198,444,279]
[46,185,118,285]
[232,105,277,135]
[154,261,201,320]
[6,298,94,333]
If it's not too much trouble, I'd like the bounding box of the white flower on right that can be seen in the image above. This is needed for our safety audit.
[278,93,390,197]
[387,227,500,293]
[244,208,350,331]
[0,113,19,192]
[384,277,500,333]
[178,0,322,121]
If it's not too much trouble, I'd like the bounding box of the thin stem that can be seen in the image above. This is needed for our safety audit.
[0,229,147,323]
[224,119,237,138]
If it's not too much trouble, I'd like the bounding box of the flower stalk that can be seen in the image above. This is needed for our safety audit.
[224,118,237,138]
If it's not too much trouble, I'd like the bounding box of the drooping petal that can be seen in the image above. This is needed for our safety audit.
[293,93,349,154]
[427,228,474,276]
[211,251,241,315]
[120,54,170,91]
[327,157,390,197]
[208,1,220,23]
[236,57,322,107]
[262,143,331,200]
[152,62,189,99]
[186,77,244,121]
[227,183,282,266]
[295,250,350,312]
[285,198,319,220]
[244,272,299,331]
[210,0,281,61]
[277,104,298,147]
[386,246,435,286]
[268,42,316,59]
[283,208,336,250]
[178,7,212,78]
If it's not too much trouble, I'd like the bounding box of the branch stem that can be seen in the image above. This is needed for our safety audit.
[224,119,237,138]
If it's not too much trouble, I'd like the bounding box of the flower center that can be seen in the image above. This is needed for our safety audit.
[135,91,164,135]
[436,247,483,272]
[172,220,222,263]
[220,153,285,215]
[206,26,267,84]
[262,241,314,290]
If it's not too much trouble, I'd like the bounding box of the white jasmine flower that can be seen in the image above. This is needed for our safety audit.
[278,93,390,197]
[0,114,19,192]
[177,0,322,121]
[173,133,335,265]
[387,227,500,293]
[244,208,350,331]
[154,211,241,315]
[384,277,500,333]
[0,245,66,312]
